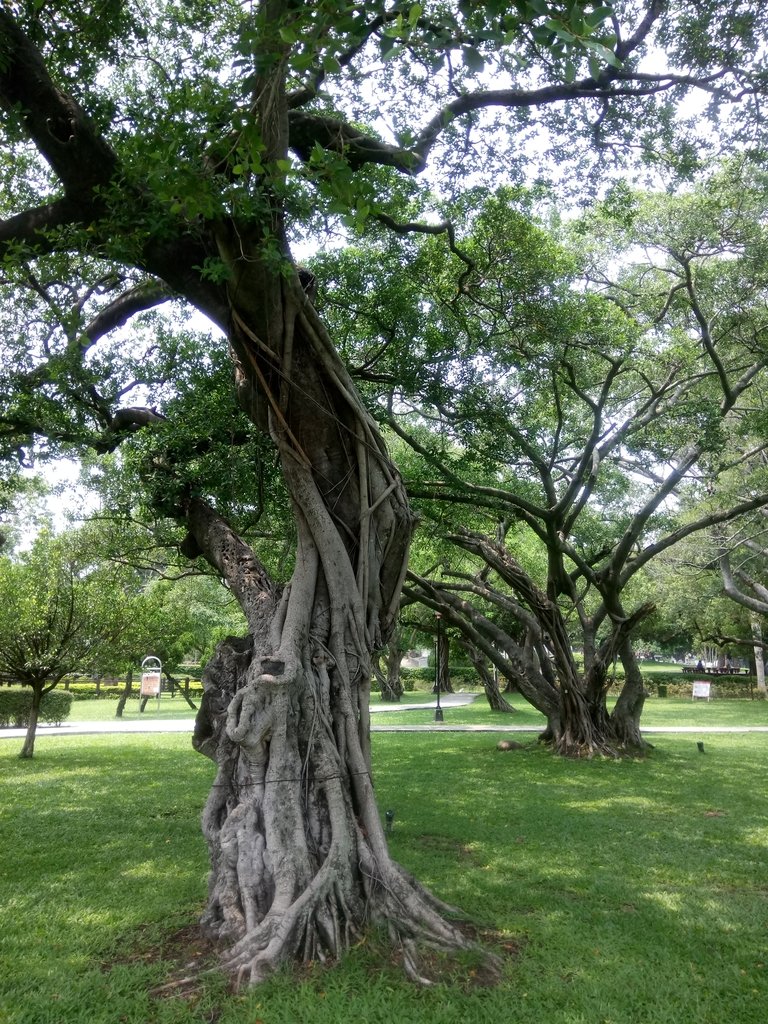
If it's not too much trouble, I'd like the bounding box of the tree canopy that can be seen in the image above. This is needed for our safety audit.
[0,526,132,755]
[315,164,768,750]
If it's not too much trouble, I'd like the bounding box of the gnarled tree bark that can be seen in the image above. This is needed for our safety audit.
[181,288,475,980]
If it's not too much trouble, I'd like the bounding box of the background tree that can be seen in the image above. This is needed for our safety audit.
[318,170,768,753]
[0,528,131,757]
[3,0,768,982]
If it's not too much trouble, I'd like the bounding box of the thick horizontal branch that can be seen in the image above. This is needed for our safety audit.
[288,110,419,171]
[83,281,174,344]
[0,10,119,201]
[288,30,745,179]
[719,551,768,617]
[624,490,768,586]
[0,198,83,252]
[698,630,767,651]
[410,70,739,168]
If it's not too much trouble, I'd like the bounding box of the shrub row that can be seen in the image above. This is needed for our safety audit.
[370,674,415,694]
[391,667,760,700]
[394,667,479,691]
[0,689,74,728]
[640,671,761,698]
[63,682,205,701]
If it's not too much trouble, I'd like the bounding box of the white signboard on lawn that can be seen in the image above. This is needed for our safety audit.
[692,680,711,700]
[140,672,161,696]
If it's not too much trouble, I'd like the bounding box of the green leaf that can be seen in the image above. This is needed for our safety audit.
[408,3,422,27]
[585,6,615,31]
[323,54,341,74]
[531,24,555,45]
[462,46,485,72]
[544,19,575,44]
[584,39,621,68]
[383,13,403,37]
[291,51,315,70]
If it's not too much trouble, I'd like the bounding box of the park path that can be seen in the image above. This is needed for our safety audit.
[0,691,477,739]
[2,692,768,739]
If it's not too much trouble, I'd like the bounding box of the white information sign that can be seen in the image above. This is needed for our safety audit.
[140,672,161,697]
[692,680,711,700]
[140,655,163,700]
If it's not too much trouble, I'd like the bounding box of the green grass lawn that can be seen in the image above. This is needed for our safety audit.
[370,694,768,729]
[62,695,200,721]
[1,731,766,1024]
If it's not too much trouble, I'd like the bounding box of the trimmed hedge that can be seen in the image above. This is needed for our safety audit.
[398,667,478,691]
[0,689,74,728]
[64,682,205,701]
[390,667,759,700]
[639,671,761,698]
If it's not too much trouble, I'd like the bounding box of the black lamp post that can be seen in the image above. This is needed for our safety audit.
[434,612,444,722]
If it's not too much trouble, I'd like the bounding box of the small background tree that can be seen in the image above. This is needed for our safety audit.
[0,528,130,756]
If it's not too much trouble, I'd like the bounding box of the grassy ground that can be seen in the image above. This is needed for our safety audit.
[53,690,768,729]
[60,695,201,721]
[1,731,766,1024]
[370,694,768,729]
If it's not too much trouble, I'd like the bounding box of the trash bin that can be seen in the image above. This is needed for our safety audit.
[657,684,667,698]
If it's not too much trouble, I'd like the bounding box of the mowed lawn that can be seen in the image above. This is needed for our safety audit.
[0,727,766,1024]
[42,688,768,729]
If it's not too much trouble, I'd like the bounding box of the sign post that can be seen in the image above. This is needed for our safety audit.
[140,655,162,712]
[692,680,711,701]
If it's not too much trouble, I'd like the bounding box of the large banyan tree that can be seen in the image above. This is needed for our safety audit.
[317,174,768,757]
[3,0,768,984]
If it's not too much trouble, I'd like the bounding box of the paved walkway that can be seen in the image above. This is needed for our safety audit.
[2,690,768,739]
[0,692,481,740]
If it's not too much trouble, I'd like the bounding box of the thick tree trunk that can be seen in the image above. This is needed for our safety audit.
[189,505,473,982]
[183,265,478,982]
[428,532,655,757]
[137,7,489,982]
[434,622,453,694]
[751,615,766,696]
[459,640,515,712]
[382,639,404,701]
[546,679,610,757]
[373,633,404,702]
[610,640,651,752]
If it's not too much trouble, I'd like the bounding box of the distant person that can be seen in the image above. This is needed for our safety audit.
[696,659,704,671]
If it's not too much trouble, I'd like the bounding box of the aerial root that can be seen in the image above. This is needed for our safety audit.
[401,938,436,986]
[216,869,484,988]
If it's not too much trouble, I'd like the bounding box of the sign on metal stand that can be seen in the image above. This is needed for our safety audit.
[692,680,711,701]
[140,655,162,711]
